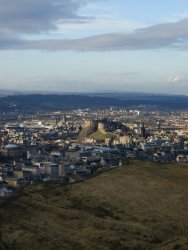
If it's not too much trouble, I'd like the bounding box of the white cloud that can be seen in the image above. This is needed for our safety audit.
[168,74,188,83]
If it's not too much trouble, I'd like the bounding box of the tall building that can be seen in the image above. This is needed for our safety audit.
[140,123,146,138]
[157,120,161,129]
[62,114,67,124]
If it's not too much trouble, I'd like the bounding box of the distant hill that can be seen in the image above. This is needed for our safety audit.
[86,92,188,107]
[0,94,123,111]
[1,93,188,111]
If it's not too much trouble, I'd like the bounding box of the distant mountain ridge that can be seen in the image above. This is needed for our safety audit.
[0,93,188,111]
[0,94,122,112]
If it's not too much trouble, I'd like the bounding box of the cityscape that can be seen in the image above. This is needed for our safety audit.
[0,105,188,194]
[0,100,188,249]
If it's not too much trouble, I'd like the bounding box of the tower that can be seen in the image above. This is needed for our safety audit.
[157,120,161,130]
[62,114,67,124]
[140,123,146,138]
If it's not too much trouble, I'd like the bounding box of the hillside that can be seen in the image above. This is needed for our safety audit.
[89,131,115,140]
[0,161,188,250]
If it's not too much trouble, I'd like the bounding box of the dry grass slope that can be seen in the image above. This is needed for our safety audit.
[0,161,188,250]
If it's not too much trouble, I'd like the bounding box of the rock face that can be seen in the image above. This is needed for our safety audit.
[78,120,98,139]
[98,122,106,134]
[79,119,107,139]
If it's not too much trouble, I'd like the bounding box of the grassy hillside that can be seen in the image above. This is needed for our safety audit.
[89,130,115,139]
[0,161,188,250]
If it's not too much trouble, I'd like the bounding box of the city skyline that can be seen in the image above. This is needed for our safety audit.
[1,0,188,94]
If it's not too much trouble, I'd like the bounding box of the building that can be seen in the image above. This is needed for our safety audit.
[2,144,23,158]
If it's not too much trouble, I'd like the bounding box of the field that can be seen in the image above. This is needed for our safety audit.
[0,161,188,250]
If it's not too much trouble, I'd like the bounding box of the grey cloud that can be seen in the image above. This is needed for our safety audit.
[0,0,89,35]
[7,18,188,51]
[0,34,24,49]
[1,9,188,51]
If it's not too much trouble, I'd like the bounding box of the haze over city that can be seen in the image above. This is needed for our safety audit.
[1,0,188,94]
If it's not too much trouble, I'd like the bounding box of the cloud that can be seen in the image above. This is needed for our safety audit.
[0,0,89,35]
[16,18,188,51]
[1,2,188,51]
[168,74,188,83]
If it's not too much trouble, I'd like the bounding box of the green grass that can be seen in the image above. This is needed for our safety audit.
[0,161,188,249]
[89,130,115,139]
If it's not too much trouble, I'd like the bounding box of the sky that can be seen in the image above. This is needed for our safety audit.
[1,0,188,94]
